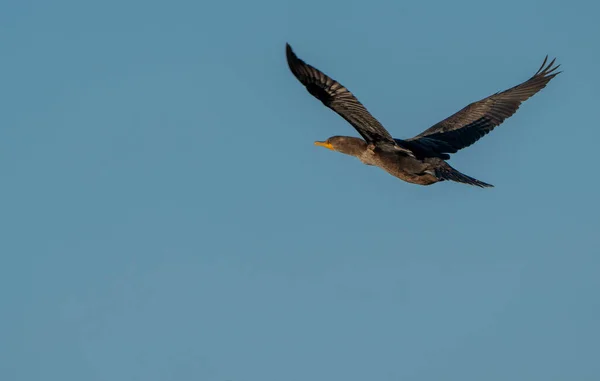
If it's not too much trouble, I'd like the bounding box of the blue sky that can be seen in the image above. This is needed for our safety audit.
[1,0,599,380]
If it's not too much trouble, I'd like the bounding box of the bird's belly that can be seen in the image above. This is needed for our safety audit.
[387,170,439,185]
[376,156,439,186]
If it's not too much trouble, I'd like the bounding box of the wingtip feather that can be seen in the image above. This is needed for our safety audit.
[534,55,561,78]
[536,55,549,75]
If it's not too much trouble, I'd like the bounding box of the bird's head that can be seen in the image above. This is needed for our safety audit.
[314,136,368,157]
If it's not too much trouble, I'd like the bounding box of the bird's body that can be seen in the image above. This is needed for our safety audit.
[349,138,438,185]
[320,136,484,186]
[285,43,560,188]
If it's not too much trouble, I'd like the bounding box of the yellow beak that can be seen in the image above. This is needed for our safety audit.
[314,141,334,150]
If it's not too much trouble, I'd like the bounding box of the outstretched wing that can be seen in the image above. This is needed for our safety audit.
[286,43,398,147]
[408,56,561,154]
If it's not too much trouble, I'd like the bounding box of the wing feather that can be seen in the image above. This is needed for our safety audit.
[286,43,396,146]
[409,56,561,154]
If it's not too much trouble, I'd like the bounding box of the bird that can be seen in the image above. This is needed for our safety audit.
[285,43,560,188]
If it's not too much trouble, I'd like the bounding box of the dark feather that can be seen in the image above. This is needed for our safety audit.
[286,43,399,147]
[435,163,494,188]
[409,56,561,154]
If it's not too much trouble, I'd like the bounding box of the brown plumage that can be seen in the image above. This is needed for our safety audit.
[285,43,560,188]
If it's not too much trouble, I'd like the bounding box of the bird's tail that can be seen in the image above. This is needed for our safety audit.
[435,162,494,188]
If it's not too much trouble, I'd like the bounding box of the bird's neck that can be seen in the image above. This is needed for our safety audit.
[335,137,369,158]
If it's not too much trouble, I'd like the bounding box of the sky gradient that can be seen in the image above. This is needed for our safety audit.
[1,0,599,380]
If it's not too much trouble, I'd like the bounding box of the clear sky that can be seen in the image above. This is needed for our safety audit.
[1,0,599,380]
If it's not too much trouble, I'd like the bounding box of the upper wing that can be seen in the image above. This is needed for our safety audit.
[286,43,397,146]
[408,56,561,154]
